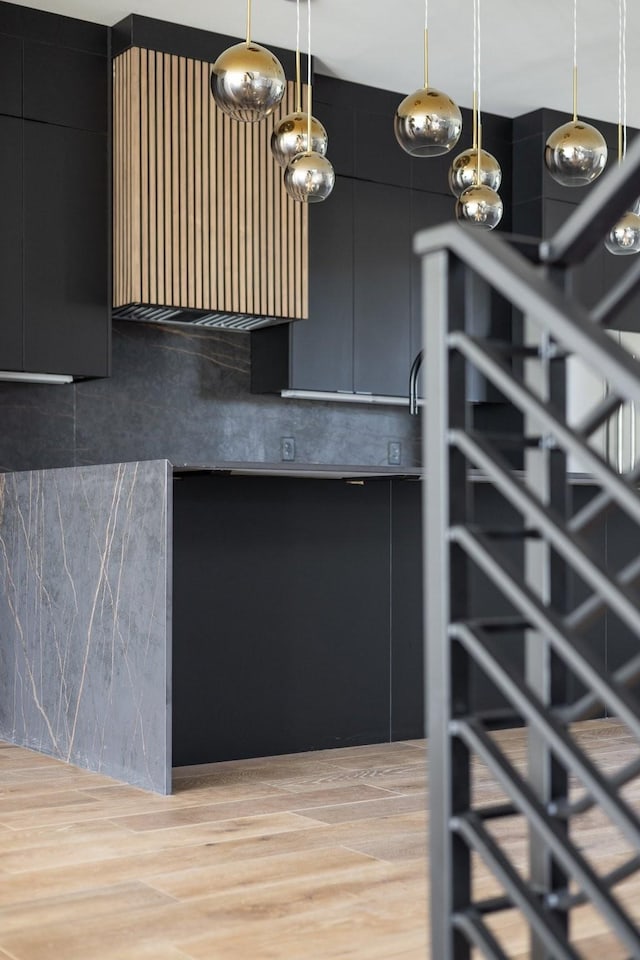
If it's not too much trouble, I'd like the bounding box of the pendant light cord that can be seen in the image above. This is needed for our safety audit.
[246,0,252,44]
[572,0,578,121]
[307,0,312,151]
[475,0,482,179]
[424,0,429,89]
[472,0,478,148]
[622,0,627,161]
[295,0,301,113]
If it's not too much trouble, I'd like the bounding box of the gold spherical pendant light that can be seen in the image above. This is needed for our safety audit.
[455,0,503,230]
[605,0,640,255]
[211,0,286,122]
[394,0,462,157]
[271,0,328,167]
[284,0,335,203]
[544,0,607,186]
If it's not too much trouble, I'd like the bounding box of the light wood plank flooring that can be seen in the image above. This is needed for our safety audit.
[0,720,638,958]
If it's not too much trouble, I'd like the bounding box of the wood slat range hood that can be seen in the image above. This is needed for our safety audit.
[113,46,309,331]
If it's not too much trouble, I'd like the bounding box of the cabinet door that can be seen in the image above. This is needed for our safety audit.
[290,175,354,392]
[0,34,23,117]
[24,122,108,377]
[353,181,412,396]
[0,116,23,370]
[24,41,107,133]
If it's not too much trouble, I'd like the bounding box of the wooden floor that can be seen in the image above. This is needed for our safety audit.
[0,720,638,959]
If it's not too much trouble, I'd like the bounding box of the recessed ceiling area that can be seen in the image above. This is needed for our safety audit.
[10,0,636,126]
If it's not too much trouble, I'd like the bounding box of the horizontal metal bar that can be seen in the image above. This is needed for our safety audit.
[0,370,74,384]
[472,896,514,915]
[455,719,640,957]
[452,812,580,960]
[476,803,520,821]
[451,333,640,527]
[452,428,640,642]
[540,132,640,266]
[449,525,640,742]
[452,910,510,960]
[592,256,640,326]
[568,755,640,816]
[574,392,623,440]
[452,622,640,854]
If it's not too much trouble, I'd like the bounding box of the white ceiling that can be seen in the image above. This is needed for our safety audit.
[11,0,637,126]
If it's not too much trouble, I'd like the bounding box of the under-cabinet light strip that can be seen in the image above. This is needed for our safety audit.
[0,371,73,384]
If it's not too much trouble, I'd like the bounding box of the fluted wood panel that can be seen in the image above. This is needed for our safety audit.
[113,48,308,319]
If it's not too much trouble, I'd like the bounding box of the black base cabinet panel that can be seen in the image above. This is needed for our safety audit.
[172,475,392,765]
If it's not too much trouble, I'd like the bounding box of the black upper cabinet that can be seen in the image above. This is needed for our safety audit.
[0,34,22,116]
[0,10,109,379]
[0,116,23,370]
[24,123,108,377]
[290,176,354,392]
[23,41,107,133]
[353,181,412,396]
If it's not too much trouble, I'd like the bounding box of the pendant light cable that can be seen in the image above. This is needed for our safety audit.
[424,0,429,89]
[246,0,252,44]
[307,0,312,150]
[475,0,482,180]
[295,0,301,112]
[623,0,627,161]
[572,0,578,121]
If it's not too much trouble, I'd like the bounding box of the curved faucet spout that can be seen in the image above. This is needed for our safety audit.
[409,349,424,415]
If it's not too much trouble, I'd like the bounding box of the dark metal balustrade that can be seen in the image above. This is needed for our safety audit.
[416,134,640,960]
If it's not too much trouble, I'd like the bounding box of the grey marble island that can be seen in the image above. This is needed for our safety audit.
[0,459,422,794]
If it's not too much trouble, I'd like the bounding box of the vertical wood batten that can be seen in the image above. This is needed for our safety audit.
[113,55,307,319]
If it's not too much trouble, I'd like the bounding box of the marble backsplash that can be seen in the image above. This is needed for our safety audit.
[0,321,421,473]
[0,459,171,793]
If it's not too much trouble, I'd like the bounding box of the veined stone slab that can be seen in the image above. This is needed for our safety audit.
[0,460,172,794]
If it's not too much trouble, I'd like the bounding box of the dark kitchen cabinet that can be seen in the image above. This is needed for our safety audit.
[289,176,354,392]
[353,180,412,396]
[23,122,109,377]
[24,41,107,133]
[0,34,22,117]
[0,116,23,370]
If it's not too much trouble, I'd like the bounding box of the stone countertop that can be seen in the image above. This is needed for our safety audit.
[171,461,423,479]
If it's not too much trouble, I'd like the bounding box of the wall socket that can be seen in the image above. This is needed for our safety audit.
[388,441,401,466]
[281,437,296,461]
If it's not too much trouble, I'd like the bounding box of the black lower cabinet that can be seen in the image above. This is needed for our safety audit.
[0,115,23,370]
[172,475,393,765]
[24,122,108,376]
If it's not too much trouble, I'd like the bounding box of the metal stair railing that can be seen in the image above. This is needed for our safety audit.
[416,133,640,960]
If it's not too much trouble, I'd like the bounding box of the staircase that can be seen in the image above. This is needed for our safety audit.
[416,135,640,960]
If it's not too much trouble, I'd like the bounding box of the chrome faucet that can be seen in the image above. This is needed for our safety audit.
[409,349,424,415]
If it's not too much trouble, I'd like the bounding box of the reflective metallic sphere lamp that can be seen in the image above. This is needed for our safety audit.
[544,120,608,187]
[284,151,335,203]
[211,42,286,122]
[271,112,328,168]
[395,87,462,157]
[455,184,503,230]
[449,146,501,197]
[605,211,640,255]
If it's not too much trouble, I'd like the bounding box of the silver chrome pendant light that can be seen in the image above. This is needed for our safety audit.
[455,0,503,230]
[606,0,640,255]
[211,0,286,122]
[449,2,501,201]
[284,0,335,203]
[394,0,462,157]
[544,0,607,186]
[271,0,328,168]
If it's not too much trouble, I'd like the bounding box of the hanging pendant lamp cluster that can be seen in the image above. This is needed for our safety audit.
[451,0,502,230]
[394,0,462,157]
[211,0,334,203]
[605,0,640,255]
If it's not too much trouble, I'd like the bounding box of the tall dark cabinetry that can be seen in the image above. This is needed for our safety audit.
[0,5,109,379]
